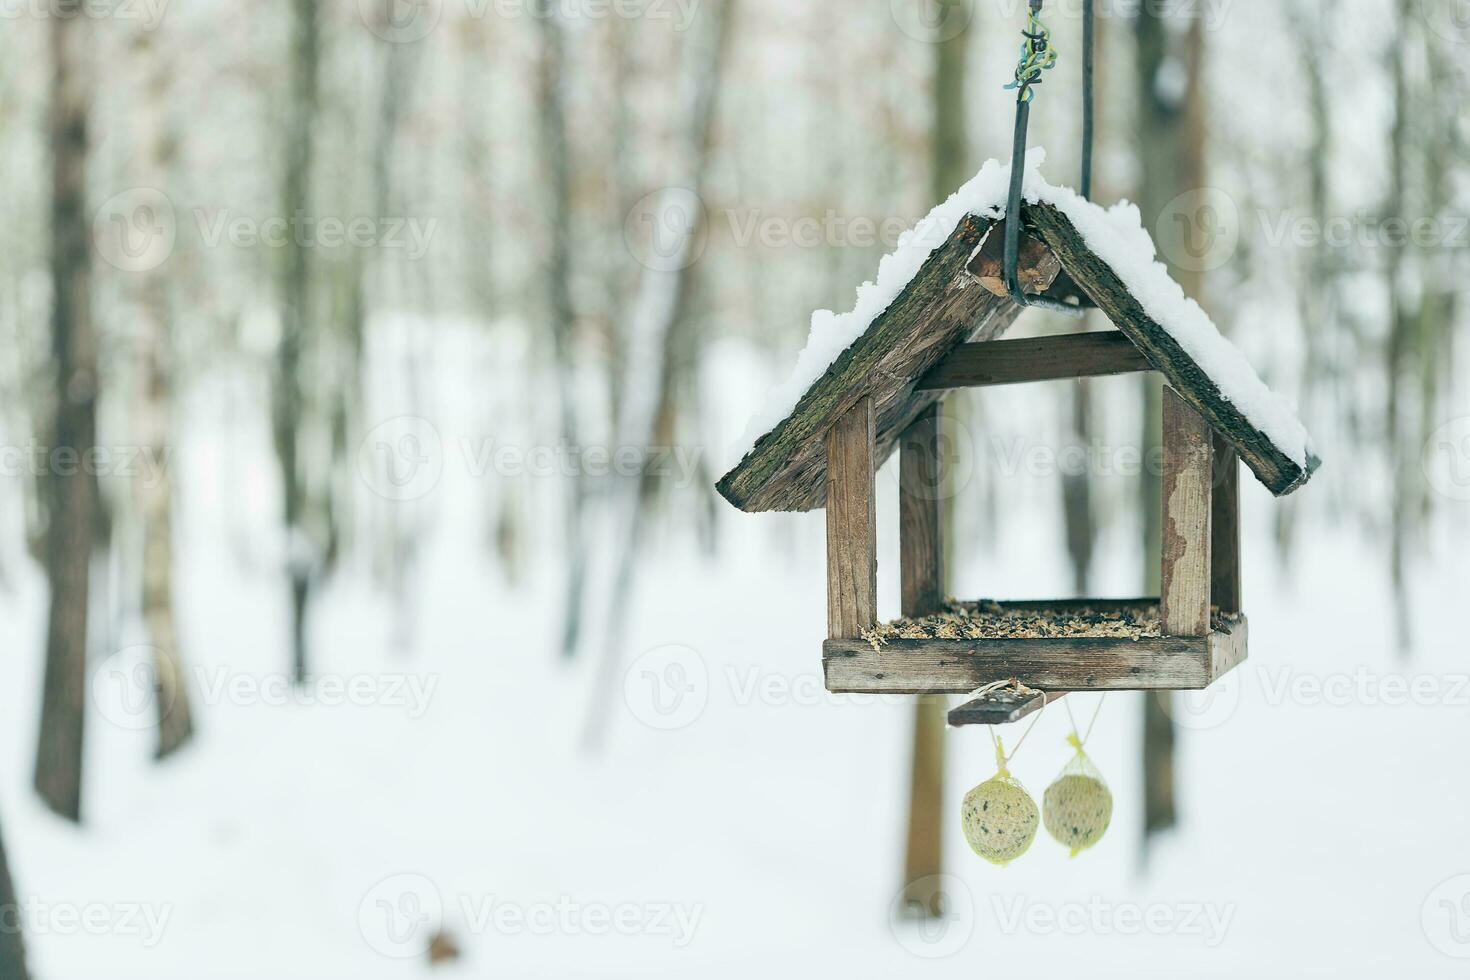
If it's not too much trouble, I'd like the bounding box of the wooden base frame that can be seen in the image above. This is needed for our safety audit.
[823,600,1248,696]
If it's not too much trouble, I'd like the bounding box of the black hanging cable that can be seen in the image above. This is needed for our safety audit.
[1081,0,1094,201]
[1002,0,1095,315]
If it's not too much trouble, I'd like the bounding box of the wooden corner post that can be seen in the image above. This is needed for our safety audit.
[826,396,877,640]
[1161,388,1212,636]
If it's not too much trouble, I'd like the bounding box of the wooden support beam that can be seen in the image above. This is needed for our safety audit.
[915,331,1153,391]
[1161,388,1213,637]
[1211,433,1242,615]
[898,404,944,618]
[826,397,877,640]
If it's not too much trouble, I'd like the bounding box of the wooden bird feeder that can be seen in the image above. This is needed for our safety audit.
[716,200,1321,725]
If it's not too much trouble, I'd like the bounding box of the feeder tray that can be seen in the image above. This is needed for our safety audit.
[826,598,1247,702]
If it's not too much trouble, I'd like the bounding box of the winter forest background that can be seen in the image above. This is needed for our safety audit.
[2,0,1469,977]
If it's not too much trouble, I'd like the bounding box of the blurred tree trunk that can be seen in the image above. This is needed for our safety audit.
[135,22,193,760]
[1382,0,1455,655]
[1134,6,1207,855]
[366,27,424,652]
[1062,11,1110,597]
[604,13,636,425]
[1062,378,1095,594]
[581,0,733,746]
[0,811,26,980]
[901,0,970,917]
[537,7,588,659]
[276,0,320,684]
[1276,0,1335,562]
[34,6,97,823]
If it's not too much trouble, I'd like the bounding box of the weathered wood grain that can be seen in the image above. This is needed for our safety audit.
[915,331,1152,390]
[968,224,1061,298]
[899,404,944,618]
[1024,201,1319,496]
[824,633,1213,693]
[826,397,876,640]
[824,611,1249,695]
[1161,388,1213,637]
[1210,432,1242,615]
[1209,612,1248,679]
[716,214,1025,513]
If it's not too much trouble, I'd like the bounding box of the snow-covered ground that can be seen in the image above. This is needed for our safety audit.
[2,326,1467,979]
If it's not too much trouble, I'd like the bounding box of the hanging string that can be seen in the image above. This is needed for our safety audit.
[970,678,1048,768]
[1062,694,1106,750]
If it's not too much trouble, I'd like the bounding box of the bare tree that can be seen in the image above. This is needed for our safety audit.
[362,19,427,651]
[1133,5,1208,855]
[276,0,321,683]
[133,19,194,760]
[1061,378,1096,594]
[1382,0,1458,653]
[536,5,589,659]
[34,4,98,822]
[901,0,971,917]
[1061,11,1111,597]
[0,811,26,980]
[582,0,735,745]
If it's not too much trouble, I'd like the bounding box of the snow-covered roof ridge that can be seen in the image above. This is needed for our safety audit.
[1024,168,1315,475]
[720,149,1317,507]
[730,152,1026,459]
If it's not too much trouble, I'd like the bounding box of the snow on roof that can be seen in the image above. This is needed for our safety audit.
[732,149,1314,472]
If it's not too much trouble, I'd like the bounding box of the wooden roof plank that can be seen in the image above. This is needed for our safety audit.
[715,214,1023,513]
[1023,202,1320,496]
[717,201,1319,513]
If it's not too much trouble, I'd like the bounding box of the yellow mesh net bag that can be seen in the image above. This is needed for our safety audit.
[1042,733,1113,857]
[961,739,1039,866]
